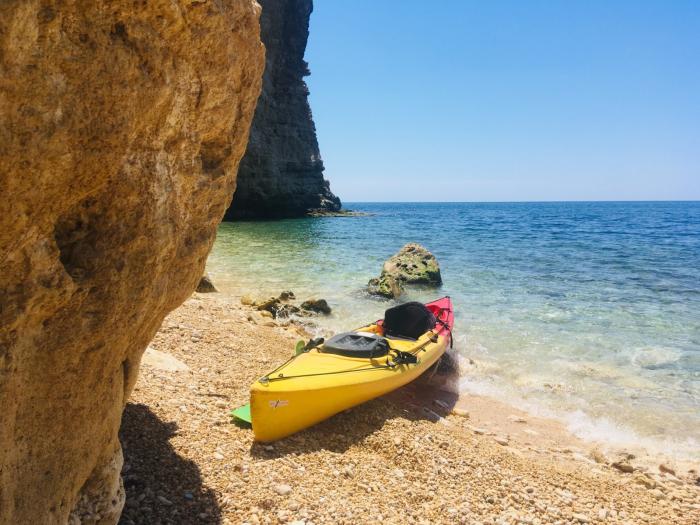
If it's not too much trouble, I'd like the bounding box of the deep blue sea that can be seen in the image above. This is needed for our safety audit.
[207,202,700,460]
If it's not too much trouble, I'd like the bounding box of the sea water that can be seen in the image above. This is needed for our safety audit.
[206,202,700,461]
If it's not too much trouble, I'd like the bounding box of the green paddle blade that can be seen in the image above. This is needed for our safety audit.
[295,340,305,355]
[230,403,252,426]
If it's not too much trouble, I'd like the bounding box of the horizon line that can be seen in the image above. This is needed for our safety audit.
[341,199,700,204]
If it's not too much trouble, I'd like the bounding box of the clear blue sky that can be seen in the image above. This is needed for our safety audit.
[305,1,700,202]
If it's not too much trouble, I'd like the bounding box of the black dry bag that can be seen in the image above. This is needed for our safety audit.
[383,301,436,340]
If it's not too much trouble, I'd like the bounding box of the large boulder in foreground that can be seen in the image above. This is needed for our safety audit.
[0,2,264,524]
[368,244,442,298]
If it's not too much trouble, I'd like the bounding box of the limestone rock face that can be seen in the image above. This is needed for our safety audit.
[0,2,264,524]
[368,244,442,299]
[223,0,341,219]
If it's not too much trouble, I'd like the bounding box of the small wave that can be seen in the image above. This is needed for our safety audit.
[455,361,700,462]
[563,409,700,462]
[631,346,682,369]
[457,374,507,399]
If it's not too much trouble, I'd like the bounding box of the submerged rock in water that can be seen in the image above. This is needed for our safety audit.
[254,291,301,318]
[300,298,331,315]
[196,274,218,293]
[249,291,316,319]
[368,274,404,299]
[256,296,281,313]
[276,303,301,319]
[383,243,442,285]
[368,243,442,298]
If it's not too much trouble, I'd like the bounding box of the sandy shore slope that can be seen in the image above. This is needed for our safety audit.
[119,294,700,525]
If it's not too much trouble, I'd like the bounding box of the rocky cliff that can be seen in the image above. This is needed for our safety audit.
[0,2,264,523]
[223,0,341,219]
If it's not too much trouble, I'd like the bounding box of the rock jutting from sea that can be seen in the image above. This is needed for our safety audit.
[368,243,443,298]
[223,0,341,220]
[0,2,264,524]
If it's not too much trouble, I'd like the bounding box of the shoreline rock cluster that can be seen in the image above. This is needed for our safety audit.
[242,290,332,320]
[368,243,443,299]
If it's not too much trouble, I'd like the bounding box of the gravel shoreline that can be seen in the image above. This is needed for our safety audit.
[119,293,700,524]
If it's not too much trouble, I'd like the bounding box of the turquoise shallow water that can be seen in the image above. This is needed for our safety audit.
[206,202,700,460]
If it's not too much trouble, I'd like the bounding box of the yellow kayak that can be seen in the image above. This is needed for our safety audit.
[250,297,454,442]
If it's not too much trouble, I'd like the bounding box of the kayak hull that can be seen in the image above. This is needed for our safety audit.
[251,297,453,442]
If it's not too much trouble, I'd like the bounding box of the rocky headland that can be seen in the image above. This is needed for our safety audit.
[223,0,341,220]
[0,2,264,523]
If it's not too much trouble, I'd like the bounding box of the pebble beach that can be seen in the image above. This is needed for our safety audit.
[119,293,700,525]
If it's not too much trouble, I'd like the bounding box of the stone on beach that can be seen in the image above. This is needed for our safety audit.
[612,461,635,474]
[451,407,470,418]
[196,274,218,293]
[273,484,293,496]
[248,291,328,319]
[660,464,677,476]
[256,296,281,313]
[141,347,190,373]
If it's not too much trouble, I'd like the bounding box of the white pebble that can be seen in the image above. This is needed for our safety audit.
[273,484,292,496]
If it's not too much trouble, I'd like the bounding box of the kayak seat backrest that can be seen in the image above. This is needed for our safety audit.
[321,332,390,358]
[383,302,437,340]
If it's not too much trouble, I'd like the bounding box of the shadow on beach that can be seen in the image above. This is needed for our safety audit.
[250,355,461,458]
[119,403,222,525]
